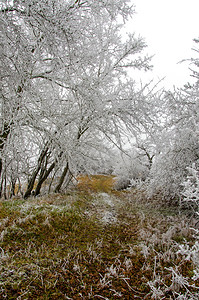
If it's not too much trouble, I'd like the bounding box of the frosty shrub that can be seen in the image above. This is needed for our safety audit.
[112,148,150,191]
[147,150,185,200]
[147,128,199,201]
[181,162,199,210]
[114,176,131,190]
[170,161,199,299]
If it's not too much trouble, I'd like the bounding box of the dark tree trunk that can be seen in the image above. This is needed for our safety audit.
[10,178,16,198]
[147,153,155,169]
[34,151,63,196]
[3,174,7,199]
[0,123,11,149]
[0,176,3,198]
[0,159,2,182]
[0,122,11,179]
[34,161,56,196]
[54,163,69,193]
[24,145,49,199]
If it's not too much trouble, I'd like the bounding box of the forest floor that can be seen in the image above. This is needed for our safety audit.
[0,175,198,299]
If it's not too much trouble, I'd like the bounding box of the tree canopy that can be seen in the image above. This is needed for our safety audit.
[0,0,156,198]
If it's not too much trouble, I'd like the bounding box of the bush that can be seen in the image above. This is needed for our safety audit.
[114,176,131,190]
[181,162,199,207]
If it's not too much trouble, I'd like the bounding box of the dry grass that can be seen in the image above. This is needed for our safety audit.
[0,175,198,299]
[77,174,116,193]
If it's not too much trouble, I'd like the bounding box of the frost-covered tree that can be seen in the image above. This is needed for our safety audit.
[147,39,199,200]
[181,161,199,207]
[148,124,199,199]
[0,0,156,198]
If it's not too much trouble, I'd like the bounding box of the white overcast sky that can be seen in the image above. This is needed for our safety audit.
[127,0,199,89]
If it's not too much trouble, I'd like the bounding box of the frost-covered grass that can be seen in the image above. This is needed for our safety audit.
[0,175,198,299]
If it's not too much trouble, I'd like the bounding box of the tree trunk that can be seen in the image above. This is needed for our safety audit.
[3,174,7,199]
[24,145,49,199]
[48,170,57,194]
[17,177,23,197]
[34,151,63,196]
[0,122,11,179]
[0,176,3,198]
[54,163,69,193]
[10,178,16,198]
[34,161,56,196]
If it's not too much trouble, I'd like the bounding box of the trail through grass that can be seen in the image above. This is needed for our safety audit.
[0,175,198,299]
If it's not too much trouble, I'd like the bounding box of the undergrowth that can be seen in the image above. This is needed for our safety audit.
[0,175,198,299]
